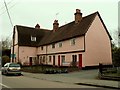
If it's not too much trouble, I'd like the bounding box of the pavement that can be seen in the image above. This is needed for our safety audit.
[22,69,120,89]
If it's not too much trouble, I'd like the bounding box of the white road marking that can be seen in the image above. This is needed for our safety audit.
[0,83,11,88]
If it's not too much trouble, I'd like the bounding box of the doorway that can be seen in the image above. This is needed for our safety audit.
[29,57,32,66]
[53,56,55,66]
[79,54,82,68]
[58,55,60,67]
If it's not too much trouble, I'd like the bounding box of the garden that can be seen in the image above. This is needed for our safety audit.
[21,65,80,74]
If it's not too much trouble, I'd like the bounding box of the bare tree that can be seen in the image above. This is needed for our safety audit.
[1,37,12,50]
[111,29,119,47]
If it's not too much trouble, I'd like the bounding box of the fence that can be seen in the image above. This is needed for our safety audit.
[98,63,120,81]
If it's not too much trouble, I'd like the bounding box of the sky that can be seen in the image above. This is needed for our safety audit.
[0,0,119,46]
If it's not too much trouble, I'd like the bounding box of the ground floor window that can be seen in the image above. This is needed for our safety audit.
[49,56,52,62]
[72,55,77,62]
[29,57,37,65]
[72,55,77,66]
[43,56,45,63]
[61,55,65,63]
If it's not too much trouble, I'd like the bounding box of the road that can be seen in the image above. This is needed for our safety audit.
[1,74,97,89]
[1,70,116,89]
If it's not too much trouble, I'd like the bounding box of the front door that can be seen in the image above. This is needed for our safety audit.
[58,55,60,67]
[79,54,82,68]
[72,55,77,67]
[29,57,32,66]
[53,56,55,66]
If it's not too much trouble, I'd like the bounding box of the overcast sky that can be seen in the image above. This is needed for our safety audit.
[0,0,119,45]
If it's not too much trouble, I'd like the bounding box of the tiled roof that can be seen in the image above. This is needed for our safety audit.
[16,25,50,47]
[39,12,97,46]
[16,12,112,47]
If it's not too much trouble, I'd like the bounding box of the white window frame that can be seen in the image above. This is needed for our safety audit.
[49,56,52,62]
[31,36,36,41]
[71,38,75,45]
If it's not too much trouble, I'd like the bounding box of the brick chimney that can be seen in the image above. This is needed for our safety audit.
[35,24,40,29]
[53,20,59,32]
[74,9,82,24]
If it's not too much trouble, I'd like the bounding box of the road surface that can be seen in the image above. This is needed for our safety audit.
[1,74,97,88]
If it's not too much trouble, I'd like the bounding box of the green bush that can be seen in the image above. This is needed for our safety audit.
[112,44,120,67]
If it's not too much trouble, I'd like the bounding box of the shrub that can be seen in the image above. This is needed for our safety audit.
[2,55,10,66]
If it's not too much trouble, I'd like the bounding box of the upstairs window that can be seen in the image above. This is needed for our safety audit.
[31,36,36,41]
[52,43,55,48]
[59,42,62,47]
[71,38,75,45]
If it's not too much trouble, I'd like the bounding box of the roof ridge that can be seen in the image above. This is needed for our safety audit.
[16,25,35,29]
[58,11,98,29]
[83,11,98,18]
[16,25,51,31]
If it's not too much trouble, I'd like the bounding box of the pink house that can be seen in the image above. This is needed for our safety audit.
[11,9,112,68]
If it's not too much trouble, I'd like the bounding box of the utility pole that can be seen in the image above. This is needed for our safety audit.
[4,0,14,62]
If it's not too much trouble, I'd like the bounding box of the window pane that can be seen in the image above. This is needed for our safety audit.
[9,64,20,67]
[49,56,51,62]
[61,55,65,63]
[71,38,75,45]
[52,43,55,48]
[59,42,62,47]
[31,36,36,41]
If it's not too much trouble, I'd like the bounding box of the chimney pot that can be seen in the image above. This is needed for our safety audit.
[76,9,80,13]
[35,24,40,29]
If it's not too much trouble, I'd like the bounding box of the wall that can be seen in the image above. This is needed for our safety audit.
[37,36,85,67]
[84,14,112,67]
[11,26,18,62]
[46,52,85,67]
[37,36,84,55]
[19,46,37,65]
[14,26,18,45]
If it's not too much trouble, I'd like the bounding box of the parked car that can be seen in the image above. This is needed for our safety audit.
[2,63,21,75]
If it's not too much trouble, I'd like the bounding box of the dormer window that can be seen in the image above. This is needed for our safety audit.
[31,36,36,41]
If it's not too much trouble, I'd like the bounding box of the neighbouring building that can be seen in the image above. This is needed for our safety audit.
[11,9,112,68]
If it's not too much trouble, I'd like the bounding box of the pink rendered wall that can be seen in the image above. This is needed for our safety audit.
[37,36,84,55]
[19,46,37,65]
[14,26,18,45]
[47,52,85,66]
[11,26,18,62]
[84,15,112,67]
[14,45,18,62]
[47,36,84,54]
[37,36,85,66]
